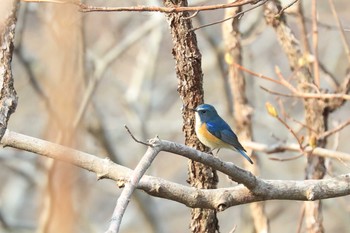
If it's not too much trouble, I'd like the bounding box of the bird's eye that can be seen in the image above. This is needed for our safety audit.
[202,110,207,114]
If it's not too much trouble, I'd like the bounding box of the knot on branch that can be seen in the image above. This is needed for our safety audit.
[148,136,161,147]
[215,190,233,212]
[116,178,128,188]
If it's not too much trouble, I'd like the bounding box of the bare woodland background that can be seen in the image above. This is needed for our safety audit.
[0,0,350,233]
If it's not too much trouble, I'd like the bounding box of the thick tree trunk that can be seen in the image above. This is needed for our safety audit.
[37,4,84,233]
[163,0,219,232]
[0,0,19,140]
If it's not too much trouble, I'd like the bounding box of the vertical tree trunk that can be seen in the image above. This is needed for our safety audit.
[0,0,19,140]
[223,6,269,233]
[264,1,326,232]
[37,3,84,233]
[163,0,219,232]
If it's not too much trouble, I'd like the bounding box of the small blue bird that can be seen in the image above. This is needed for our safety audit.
[193,104,253,164]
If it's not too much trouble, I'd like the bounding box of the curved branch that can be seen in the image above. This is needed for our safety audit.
[1,130,350,211]
[140,173,350,210]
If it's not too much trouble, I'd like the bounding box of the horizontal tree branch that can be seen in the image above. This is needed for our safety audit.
[243,141,350,161]
[140,172,350,210]
[1,130,350,211]
[22,0,265,13]
[1,129,262,191]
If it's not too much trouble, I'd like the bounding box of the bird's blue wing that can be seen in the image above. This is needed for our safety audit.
[206,118,253,164]
[205,121,225,139]
[219,128,246,152]
[219,128,254,164]
[206,118,245,151]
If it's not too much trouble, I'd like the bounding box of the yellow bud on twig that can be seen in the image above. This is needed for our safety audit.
[265,102,278,118]
[309,136,317,148]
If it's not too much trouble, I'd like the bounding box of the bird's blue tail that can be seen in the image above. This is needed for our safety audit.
[237,149,254,164]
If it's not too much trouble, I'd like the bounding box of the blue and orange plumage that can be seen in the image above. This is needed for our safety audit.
[194,104,253,164]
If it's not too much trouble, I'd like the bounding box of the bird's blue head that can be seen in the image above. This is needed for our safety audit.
[195,104,218,123]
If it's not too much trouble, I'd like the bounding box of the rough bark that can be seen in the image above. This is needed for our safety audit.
[0,0,19,140]
[163,0,219,232]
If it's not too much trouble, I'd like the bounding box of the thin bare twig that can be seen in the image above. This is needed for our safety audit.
[269,154,304,161]
[238,64,350,100]
[229,225,237,233]
[260,86,295,97]
[190,0,268,32]
[276,0,299,17]
[319,62,339,90]
[328,0,350,64]
[311,0,320,87]
[234,63,283,85]
[124,125,152,147]
[285,114,317,134]
[318,118,350,140]
[275,66,299,92]
[183,10,199,20]
[330,123,350,169]
[300,82,321,94]
[260,85,350,100]
[275,111,304,150]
